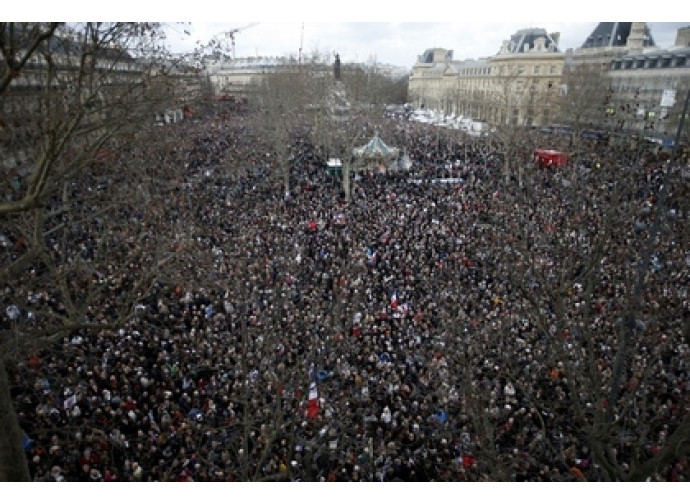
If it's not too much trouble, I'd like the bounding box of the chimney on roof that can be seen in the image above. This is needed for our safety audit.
[550,32,560,46]
[675,26,690,46]
[626,22,646,50]
[535,36,546,51]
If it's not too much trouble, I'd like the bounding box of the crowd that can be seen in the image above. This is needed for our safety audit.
[3,104,689,482]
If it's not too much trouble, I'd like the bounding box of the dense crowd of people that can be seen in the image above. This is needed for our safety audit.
[3,103,689,482]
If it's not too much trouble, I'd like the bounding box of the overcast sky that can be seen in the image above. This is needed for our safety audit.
[13,3,690,69]
[166,21,687,69]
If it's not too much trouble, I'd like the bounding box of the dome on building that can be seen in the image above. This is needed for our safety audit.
[580,22,655,49]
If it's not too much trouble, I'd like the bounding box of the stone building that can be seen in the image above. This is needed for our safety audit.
[407,22,690,137]
[407,48,455,112]
[204,56,292,98]
[444,57,492,120]
[557,23,689,143]
[604,27,690,145]
[487,28,564,126]
[408,28,564,126]
[569,22,656,69]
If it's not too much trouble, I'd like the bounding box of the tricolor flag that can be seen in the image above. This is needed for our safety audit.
[390,291,399,310]
[306,369,319,420]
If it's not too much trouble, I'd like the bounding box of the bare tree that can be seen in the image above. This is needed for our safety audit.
[252,57,327,195]
[488,64,537,186]
[476,144,689,481]
[554,61,611,141]
[0,22,197,481]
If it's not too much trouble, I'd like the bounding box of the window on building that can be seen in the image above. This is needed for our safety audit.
[534,65,540,74]
[674,56,686,67]
[647,59,658,69]
[526,108,535,125]
[511,108,520,125]
[661,57,671,68]
[550,65,557,74]
[518,65,525,74]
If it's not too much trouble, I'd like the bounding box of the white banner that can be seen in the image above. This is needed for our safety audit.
[661,89,676,108]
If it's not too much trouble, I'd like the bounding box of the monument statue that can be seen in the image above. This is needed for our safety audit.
[334,53,341,80]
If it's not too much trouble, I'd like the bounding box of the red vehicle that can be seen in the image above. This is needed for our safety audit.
[534,149,569,168]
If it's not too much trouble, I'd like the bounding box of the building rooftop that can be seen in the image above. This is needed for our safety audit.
[609,46,690,70]
[498,28,560,54]
[417,48,453,64]
[580,22,655,50]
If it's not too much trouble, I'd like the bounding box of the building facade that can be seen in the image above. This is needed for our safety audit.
[407,23,690,137]
[605,29,690,144]
[1,27,208,175]
[487,28,564,126]
[407,48,456,112]
[204,56,292,98]
[408,28,564,126]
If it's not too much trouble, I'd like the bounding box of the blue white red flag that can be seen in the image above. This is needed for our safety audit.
[306,367,319,419]
[390,291,398,310]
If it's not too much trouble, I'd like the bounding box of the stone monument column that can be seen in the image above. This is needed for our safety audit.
[334,53,341,80]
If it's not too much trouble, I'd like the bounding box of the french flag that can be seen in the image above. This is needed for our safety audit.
[306,368,319,420]
[390,291,399,310]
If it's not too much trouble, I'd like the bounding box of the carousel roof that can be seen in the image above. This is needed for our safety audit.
[353,134,399,158]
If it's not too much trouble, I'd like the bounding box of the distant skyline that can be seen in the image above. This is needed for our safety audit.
[165,21,688,69]
[9,3,690,69]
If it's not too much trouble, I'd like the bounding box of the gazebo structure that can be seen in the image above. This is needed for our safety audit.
[333,133,400,202]
[352,133,400,173]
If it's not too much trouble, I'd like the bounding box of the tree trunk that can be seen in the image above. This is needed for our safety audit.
[0,359,31,481]
[503,151,511,185]
[343,163,351,202]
